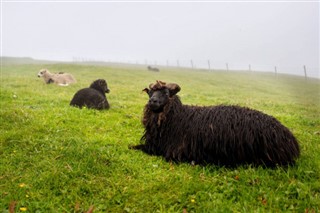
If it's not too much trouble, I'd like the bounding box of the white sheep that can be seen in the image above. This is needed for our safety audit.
[37,69,76,86]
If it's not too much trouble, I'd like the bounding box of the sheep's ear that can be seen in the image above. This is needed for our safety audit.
[166,83,181,96]
[142,88,149,94]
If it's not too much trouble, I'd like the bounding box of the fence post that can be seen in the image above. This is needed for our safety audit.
[274,66,277,76]
[303,65,307,80]
[208,60,211,70]
[249,64,251,72]
[190,60,194,69]
[226,63,229,71]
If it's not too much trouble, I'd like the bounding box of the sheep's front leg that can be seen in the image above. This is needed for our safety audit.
[128,144,146,151]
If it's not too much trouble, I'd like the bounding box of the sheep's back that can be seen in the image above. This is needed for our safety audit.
[70,88,108,109]
[157,104,299,167]
[55,73,76,83]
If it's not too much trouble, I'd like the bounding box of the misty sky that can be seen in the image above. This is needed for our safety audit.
[1,1,319,77]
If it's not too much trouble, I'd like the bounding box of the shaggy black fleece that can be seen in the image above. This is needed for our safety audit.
[70,79,110,110]
[131,81,300,167]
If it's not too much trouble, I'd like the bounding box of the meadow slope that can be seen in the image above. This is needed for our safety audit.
[1,62,319,212]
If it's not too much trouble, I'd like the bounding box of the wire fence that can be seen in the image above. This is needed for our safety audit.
[72,58,319,79]
[149,60,319,79]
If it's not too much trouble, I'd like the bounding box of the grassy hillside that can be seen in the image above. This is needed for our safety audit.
[1,62,319,212]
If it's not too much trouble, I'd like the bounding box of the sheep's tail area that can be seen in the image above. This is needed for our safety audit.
[201,105,300,167]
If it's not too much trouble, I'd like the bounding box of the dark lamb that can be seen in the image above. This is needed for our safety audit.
[70,79,110,110]
[131,80,300,167]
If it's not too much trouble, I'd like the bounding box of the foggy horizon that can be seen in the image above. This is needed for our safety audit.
[1,1,319,78]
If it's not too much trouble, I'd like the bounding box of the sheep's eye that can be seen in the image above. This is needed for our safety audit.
[163,90,169,96]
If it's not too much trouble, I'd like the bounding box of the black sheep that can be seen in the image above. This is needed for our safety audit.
[131,80,300,167]
[70,79,110,110]
[147,65,160,72]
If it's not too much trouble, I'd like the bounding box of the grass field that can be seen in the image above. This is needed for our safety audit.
[1,60,320,212]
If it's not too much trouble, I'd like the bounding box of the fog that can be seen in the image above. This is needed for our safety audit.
[2,1,319,78]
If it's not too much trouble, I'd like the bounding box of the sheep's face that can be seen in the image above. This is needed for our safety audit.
[99,80,110,93]
[90,79,110,93]
[147,89,170,112]
[37,69,47,77]
[144,80,181,113]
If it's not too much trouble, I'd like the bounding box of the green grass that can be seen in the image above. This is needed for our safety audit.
[1,61,320,212]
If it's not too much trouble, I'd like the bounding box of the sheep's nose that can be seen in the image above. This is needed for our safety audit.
[149,97,158,104]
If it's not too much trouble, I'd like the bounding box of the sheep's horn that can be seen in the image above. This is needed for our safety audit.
[149,83,155,89]
[149,80,166,90]
[166,83,181,96]
[157,80,166,87]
